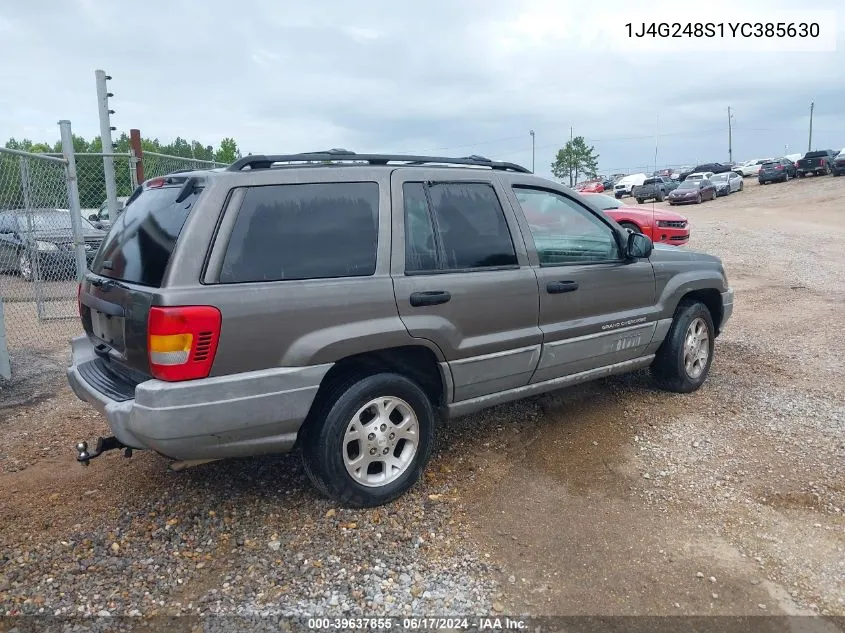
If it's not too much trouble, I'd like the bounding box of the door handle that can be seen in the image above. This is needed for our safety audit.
[410,291,451,307]
[546,280,579,294]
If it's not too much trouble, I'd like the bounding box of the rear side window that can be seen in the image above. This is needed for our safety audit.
[91,184,199,287]
[403,182,517,273]
[220,182,378,283]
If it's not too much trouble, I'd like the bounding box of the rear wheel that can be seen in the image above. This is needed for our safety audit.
[651,301,715,393]
[656,191,665,202]
[636,198,644,204]
[301,372,436,507]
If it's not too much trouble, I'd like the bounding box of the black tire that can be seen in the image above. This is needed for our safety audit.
[619,221,641,234]
[739,181,744,191]
[300,372,436,508]
[651,300,715,393]
[695,194,702,204]
[834,170,841,177]
[797,172,804,179]
[656,191,665,202]
[636,198,644,204]
[615,192,623,199]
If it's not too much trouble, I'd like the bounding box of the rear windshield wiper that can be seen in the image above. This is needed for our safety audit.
[175,176,203,203]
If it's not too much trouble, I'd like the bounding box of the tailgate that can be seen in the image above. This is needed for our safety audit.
[79,275,156,381]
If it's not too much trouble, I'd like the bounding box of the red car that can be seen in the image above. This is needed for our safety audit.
[581,193,690,246]
[576,180,605,193]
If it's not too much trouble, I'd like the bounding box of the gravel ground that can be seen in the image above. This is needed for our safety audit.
[0,175,843,625]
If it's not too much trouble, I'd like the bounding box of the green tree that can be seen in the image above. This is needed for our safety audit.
[215,137,240,164]
[551,136,600,187]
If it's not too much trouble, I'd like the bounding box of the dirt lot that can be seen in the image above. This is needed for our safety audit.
[0,175,843,624]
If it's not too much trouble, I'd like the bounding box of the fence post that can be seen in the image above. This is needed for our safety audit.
[0,297,10,380]
[95,70,119,222]
[18,158,46,319]
[59,120,88,282]
[130,129,144,184]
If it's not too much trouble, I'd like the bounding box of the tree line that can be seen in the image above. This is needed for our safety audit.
[1,134,242,210]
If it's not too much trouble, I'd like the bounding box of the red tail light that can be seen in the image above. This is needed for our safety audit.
[147,306,221,381]
[775,165,783,170]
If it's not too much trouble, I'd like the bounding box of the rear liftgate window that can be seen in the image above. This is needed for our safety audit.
[91,179,201,287]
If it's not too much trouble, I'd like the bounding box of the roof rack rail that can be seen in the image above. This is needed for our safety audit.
[226,151,531,173]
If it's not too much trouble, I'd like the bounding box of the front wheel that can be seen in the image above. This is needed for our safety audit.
[619,221,641,234]
[651,301,715,393]
[301,372,436,507]
[656,191,665,202]
[696,194,702,204]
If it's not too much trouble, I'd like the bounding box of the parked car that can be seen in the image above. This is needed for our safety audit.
[758,158,797,184]
[88,196,130,230]
[580,193,690,246]
[832,148,845,176]
[733,159,772,177]
[601,176,616,190]
[667,178,717,204]
[613,173,648,198]
[709,171,744,196]
[796,150,837,178]
[576,179,604,193]
[679,163,732,181]
[631,176,678,203]
[0,209,105,281]
[684,171,715,182]
[67,151,733,507]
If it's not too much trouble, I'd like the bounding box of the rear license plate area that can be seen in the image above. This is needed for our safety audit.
[91,310,125,349]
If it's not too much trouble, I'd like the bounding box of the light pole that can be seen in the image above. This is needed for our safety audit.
[808,101,814,152]
[727,106,735,164]
[529,129,535,173]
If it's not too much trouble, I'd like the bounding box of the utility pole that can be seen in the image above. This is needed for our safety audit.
[529,129,535,174]
[727,106,733,164]
[808,101,814,152]
[569,126,574,186]
[95,69,119,221]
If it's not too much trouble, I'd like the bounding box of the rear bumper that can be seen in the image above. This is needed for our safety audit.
[66,335,332,460]
[720,288,734,332]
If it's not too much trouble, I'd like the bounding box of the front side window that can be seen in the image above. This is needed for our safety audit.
[220,182,379,283]
[403,181,517,273]
[513,187,620,265]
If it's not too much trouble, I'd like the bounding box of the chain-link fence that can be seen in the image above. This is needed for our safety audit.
[0,137,88,388]
[142,151,228,179]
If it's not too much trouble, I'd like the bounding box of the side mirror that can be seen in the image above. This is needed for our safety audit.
[88,214,98,222]
[626,231,653,260]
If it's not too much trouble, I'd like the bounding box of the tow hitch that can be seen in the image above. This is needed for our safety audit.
[75,436,133,465]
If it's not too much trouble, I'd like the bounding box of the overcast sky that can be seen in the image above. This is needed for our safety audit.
[0,0,842,178]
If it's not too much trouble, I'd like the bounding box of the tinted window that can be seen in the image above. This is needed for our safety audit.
[678,181,700,189]
[92,185,199,287]
[514,187,619,265]
[403,183,438,272]
[417,182,517,271]
[220,182,378,283]
[588,194,623,210]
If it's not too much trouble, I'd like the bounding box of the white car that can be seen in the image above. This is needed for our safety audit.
[710,171,744,195]
[733,159,772,177]
[613,173,648,198]
[685,171,715,181]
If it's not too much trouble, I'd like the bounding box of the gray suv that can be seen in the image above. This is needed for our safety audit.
[67,151,734,507]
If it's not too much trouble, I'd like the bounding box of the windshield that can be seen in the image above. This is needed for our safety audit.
[678,181,699,189]
[15,211,92,231]
[710,174,729,182]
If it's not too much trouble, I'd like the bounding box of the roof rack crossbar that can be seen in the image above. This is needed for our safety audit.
[227,152,530,173]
